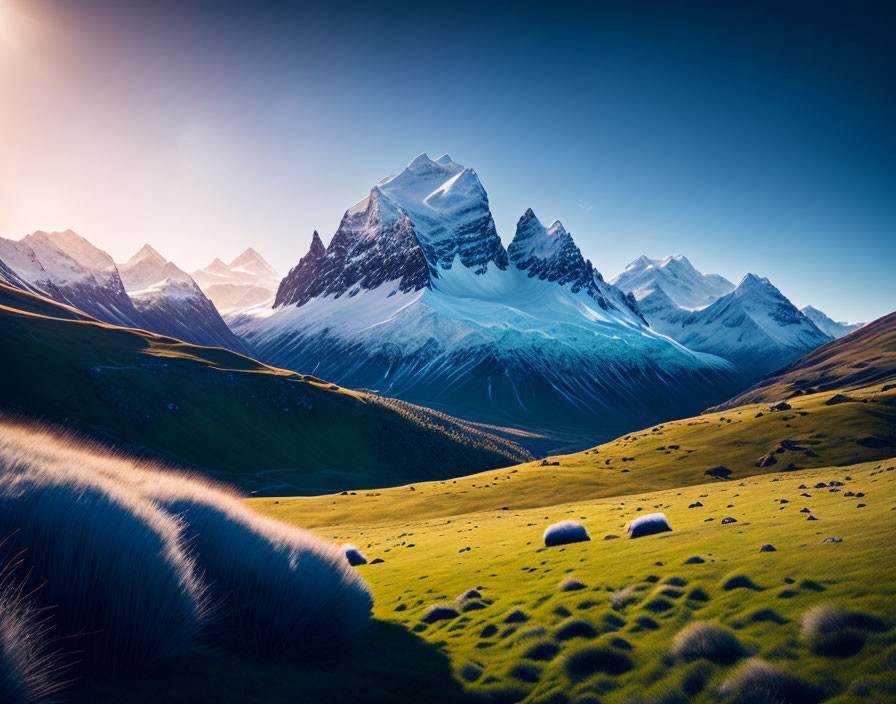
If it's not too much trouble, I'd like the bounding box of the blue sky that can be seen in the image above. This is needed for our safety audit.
[1,0,893,321]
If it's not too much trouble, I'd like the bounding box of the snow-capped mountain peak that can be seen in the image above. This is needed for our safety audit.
[230,247,279,277]
[612,253,734,310]
[800,305,863,339]
[126,243,166,267]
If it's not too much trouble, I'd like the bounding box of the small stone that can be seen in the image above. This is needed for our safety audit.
[721,517,738,524]
[759,544,776,552]
[822,537,842,543]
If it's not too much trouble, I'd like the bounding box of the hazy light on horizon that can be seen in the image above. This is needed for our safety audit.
[0,0,893,322]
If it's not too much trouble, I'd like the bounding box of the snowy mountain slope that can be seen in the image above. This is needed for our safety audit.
[612,254,734,309]
[118,245,251,354]
[800,305,863,339]
[0,230,144,327]
[232,155,739,447]
[645,274,833,376]
[192,248,280,311]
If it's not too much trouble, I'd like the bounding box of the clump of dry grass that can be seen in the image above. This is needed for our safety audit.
[800,603,886,656]
[671,621,744,664]
[718,659,822,704]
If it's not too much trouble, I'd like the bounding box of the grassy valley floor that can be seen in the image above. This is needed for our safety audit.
[74,456,896,703]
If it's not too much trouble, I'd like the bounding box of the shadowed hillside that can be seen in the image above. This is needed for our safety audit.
[0,284,531,493]
[710,311,896,411]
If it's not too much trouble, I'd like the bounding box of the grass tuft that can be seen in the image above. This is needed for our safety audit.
[671,621,745,664]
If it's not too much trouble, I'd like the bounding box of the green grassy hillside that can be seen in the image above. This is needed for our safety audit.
[0,284,531,493]
[72,457,896,704]
[711,311,896,411]
[251,384,896,527]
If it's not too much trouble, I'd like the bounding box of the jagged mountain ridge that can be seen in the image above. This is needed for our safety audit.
[117,245,251,354]
[644,274,833,377]
[613,254,735,310]
[233,154,739,448]
[0,229,144,327]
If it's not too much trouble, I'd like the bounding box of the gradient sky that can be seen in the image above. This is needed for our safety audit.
[1,0,893,322]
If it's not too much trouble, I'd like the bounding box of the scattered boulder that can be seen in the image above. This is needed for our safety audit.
[822,537,842,544]
[688,501,704,508]
[770,401,792,411]
[824,394,855,405]
[684,556,706,564]
[759,544,776,552]
[721,517,738,525]
[544,520,590,547]
[756,454,777,467]
[705,466,732,480]
[627,513,672,538]
[603,534,620,541]
[422,605,459,623]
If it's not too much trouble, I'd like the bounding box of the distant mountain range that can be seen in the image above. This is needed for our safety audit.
[0,155,870,451]
[192,249,280,311]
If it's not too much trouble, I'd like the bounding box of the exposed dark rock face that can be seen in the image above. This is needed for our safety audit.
[275,191,430,308]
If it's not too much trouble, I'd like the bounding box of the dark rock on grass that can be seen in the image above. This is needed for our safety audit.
[394,603,407,612]
[719,659,823,704]
[422,605,459,623]
[688,502,703,508]
[503,609,529,624]
[801,604,886,656]
[806,515,818,521]
[756,453,777,467]
[722,574,761,591]
[824,393,856,405]
[705,465,732,479]
[721,517,738,524]
[770,401,792,411]
[563,644,633,679]
[759,544,776,552]
[457,589,482,601]
[555,618,598,641]
[672,621,745,664]
[603,534,620,541]
[369,558,385,564]
[822,537,842,543]
[522,638,560,661]
[559,577,586,592]
[684,555,706,564]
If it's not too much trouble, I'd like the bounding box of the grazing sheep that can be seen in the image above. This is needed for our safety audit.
[672,621,744,664]
[0,565,63,704]
[626,513,672,538]
[543,521,590,547]
[719,659,822,704]
[343,545,368,566]
[0,428,207,675]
